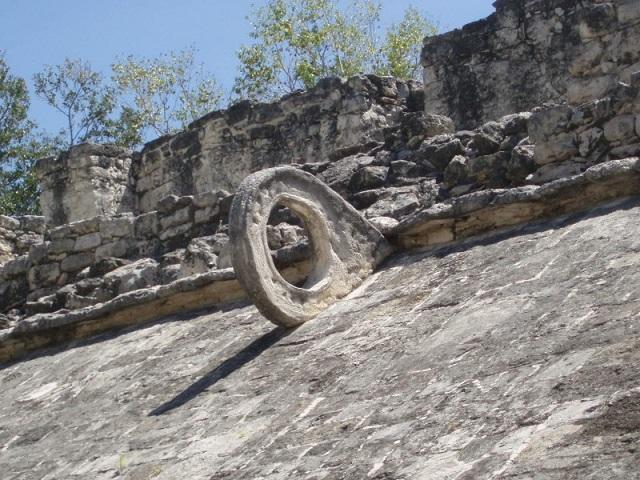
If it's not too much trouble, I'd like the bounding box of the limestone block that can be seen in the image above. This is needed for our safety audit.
[28,243,49,265]
[578,127,605,157]
[444,155,469,188]
[60,252,95,273]
[95,240,130,260]
[134,212,160,239]
[603,115,638,143]
[18,216,45,234]
[534,132,579,166]
[618,0,640,23]
[103,258,159,295]
[160,207,191,230]
[100,216,134,239]
[349,166,389,191]
[68,217,101,236]
[567,75,616,105]
[28,263,60,289]
[48,238,75,255]
[423,113,455,137]
[194,207,217,225]
[526,160,585,185]
[230,167,392,327]
[528,105,574,144]
[158,223,193,241]
[364,187,422,219]
[0,256,31,279]
[0,216,19,230]
[74,233,102,252]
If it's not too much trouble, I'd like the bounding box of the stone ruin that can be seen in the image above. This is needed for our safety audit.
[2,1,640,478]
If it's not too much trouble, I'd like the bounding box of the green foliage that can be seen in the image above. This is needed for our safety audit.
[112,47,223,138]
[233,0,384,101]
[33,58,116,148]
[380,6,438,80]
[234,1,436,101]
[0,53,50,215]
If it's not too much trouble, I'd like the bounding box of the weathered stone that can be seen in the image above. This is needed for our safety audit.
[48,238,74,255]
[443,155,469,188]
[157,194,193,215]
[4,194,640,478]
[501,112,532,135]
[160,206,191,230]
[472,121,505,155]
[132,75,420,212]
[60,252,95,273]
[158,222,193,241]
[507,145,537,184]
[229,167,392,327]
[28,243,49,265]
[95,240,130,260]
[103,258,159,295]
[133,212,159,239]
[534,132,579,166]
[603,115,638,143]
[100,216,134,239]
[35,144,134,226]
[364,186,423,219]
[27,263,60,289]
[349,166,388,191]
[0,256,31,279]
[422,113,455,137]
[527,160,586,185]
[318,155,374,196]
[73,232,102,252]
[467,151,511,188]
[88,257,131,277]
[0,215,19,230]
[579,127,605,157]
[418,138,464,171]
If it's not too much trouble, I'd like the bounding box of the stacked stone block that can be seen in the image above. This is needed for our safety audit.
[422,0,640,128]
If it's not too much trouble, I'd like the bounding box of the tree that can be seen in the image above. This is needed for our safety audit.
[233,0,383,101]
[0,53,48,215]
[112,47,223,139]
[33,58,116,149]
[233,1,437,101]
[380,6,438,80]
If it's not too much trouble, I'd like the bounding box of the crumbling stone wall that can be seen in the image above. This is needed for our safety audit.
[134,75,424,212]
[0,215,45,264]
[422,0,640,128]
[0,189,231,315]
[36,144,135,226]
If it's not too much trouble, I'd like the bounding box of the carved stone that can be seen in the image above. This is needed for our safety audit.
[229,167,392,327]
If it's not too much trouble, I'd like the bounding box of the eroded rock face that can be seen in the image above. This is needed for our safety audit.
[229,167,392,327]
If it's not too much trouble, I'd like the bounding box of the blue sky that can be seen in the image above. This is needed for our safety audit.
[0,1,495,134]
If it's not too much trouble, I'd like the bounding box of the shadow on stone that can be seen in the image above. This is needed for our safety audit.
[149,326,292,416]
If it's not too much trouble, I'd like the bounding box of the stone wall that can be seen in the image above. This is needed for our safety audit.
[0,189,231,315]
[36,144,135,226]
[527,73,640,183]
[0,215,45,264]
[422,0,640,129]
[134,75,423,213]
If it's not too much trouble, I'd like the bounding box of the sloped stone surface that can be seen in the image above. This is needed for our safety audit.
[1,196,639,479]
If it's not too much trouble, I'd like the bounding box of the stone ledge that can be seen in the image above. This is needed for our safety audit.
[0,259,311,364]
[391,157,640,248]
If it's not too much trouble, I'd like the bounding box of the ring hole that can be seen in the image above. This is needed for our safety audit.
[267,204,312,287]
